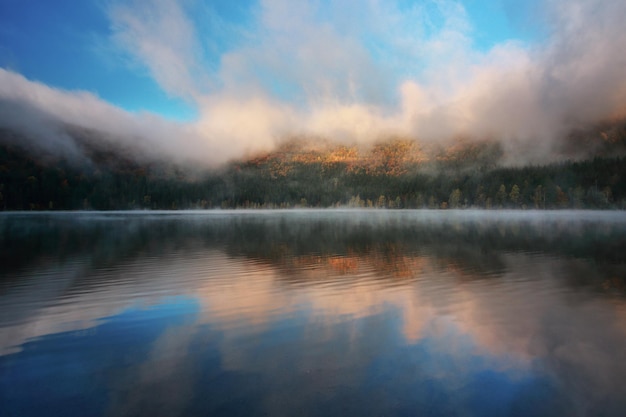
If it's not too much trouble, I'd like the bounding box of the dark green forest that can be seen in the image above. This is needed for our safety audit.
[1,137,625,211]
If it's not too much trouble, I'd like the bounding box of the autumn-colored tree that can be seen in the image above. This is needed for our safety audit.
[495,184,507,207]
[449,188,462,208]
[533,185,545,209]
[509,184,520,206]
[555,186,569,207]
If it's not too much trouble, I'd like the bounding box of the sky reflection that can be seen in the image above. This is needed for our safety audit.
[2,295,561,417]
[1,211,626,416]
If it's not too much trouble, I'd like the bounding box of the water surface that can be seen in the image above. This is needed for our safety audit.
[1,210,626,417]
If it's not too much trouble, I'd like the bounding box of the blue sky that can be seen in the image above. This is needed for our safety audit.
[0,0,197,119]
[0,0,531,121]
[0,0,624,165]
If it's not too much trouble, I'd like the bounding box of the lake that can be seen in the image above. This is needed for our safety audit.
[1,210,626,417]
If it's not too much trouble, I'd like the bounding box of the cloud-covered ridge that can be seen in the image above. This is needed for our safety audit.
[1,0,625,166]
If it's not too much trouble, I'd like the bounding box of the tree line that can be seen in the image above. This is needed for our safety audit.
[1,142,625,210]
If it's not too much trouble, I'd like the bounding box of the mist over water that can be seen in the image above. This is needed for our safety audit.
[1,210,626,416]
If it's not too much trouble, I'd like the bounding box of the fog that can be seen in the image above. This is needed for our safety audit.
[1,0,625,166]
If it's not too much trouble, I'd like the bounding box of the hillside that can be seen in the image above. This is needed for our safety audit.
[1,122,626,210]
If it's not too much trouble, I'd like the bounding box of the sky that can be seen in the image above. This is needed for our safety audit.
[0,0,625,165]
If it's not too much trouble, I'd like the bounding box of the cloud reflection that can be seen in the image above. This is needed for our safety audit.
[2,211,626,415]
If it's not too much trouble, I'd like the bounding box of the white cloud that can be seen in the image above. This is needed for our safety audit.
[0,69,242,165]
[108,0,209,102]
[1,0,625,165]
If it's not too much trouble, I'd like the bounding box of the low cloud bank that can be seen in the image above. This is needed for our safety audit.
[1,0,625,166]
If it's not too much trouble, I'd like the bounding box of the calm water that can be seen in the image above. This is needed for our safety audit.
[1,210,626,417]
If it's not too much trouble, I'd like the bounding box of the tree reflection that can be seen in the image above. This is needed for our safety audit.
[1,211,625,292]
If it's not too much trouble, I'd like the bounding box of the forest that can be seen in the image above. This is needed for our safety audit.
[1,134,625,211]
